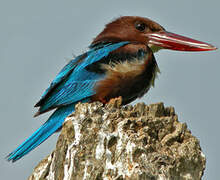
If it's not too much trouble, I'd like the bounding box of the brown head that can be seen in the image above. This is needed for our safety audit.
[92,16,217,52]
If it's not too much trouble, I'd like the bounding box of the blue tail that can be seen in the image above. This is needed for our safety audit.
[7,101,82,162]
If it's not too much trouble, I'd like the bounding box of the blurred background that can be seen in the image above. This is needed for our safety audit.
[1,0,219,179]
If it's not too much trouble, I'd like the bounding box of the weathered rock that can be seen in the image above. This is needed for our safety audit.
[28,102,205,180]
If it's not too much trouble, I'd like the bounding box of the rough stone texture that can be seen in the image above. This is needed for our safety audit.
[28,101,205,180]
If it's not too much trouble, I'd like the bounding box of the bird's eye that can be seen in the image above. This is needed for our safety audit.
[135,22,146,31]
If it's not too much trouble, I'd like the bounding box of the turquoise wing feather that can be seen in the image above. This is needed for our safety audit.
[35,42,129,115]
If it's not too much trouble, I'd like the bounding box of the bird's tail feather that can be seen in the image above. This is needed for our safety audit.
[7,102,82,162]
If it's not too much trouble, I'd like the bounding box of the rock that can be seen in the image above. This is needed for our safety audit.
[28,102,205,180]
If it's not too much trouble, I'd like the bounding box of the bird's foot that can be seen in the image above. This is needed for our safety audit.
[106,96,122,108]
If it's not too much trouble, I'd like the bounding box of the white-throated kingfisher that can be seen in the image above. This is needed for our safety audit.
[7,16,217,162]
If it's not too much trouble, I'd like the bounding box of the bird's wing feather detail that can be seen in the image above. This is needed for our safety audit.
[38,79,99,114]
[74,42,129,71]
[35,42,129,114]
[35,54,85,107]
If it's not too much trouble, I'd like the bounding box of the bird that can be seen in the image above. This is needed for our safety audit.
[7,16,217,162]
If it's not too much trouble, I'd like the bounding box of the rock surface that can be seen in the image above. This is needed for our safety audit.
[28,101,205,180]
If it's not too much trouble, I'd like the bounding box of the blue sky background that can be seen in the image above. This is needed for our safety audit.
[1,0,219,179]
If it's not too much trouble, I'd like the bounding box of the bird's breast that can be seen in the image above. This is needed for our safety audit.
[92,48,160,104]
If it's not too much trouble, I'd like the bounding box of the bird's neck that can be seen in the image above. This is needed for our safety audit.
[86,42,150,74]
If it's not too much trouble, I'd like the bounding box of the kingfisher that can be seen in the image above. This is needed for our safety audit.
[7,16,216,162]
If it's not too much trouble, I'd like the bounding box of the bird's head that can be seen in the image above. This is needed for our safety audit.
[92,16,217,52]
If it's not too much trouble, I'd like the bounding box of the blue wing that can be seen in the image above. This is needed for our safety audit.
[35,41,129,116]
[39,56,84,100]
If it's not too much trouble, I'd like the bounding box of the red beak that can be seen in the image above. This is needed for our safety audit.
[147,31,217,51]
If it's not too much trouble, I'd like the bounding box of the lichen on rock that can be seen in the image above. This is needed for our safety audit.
[28,101,205,180]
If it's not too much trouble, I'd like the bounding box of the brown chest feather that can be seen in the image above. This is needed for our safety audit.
[92,52,160,104]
